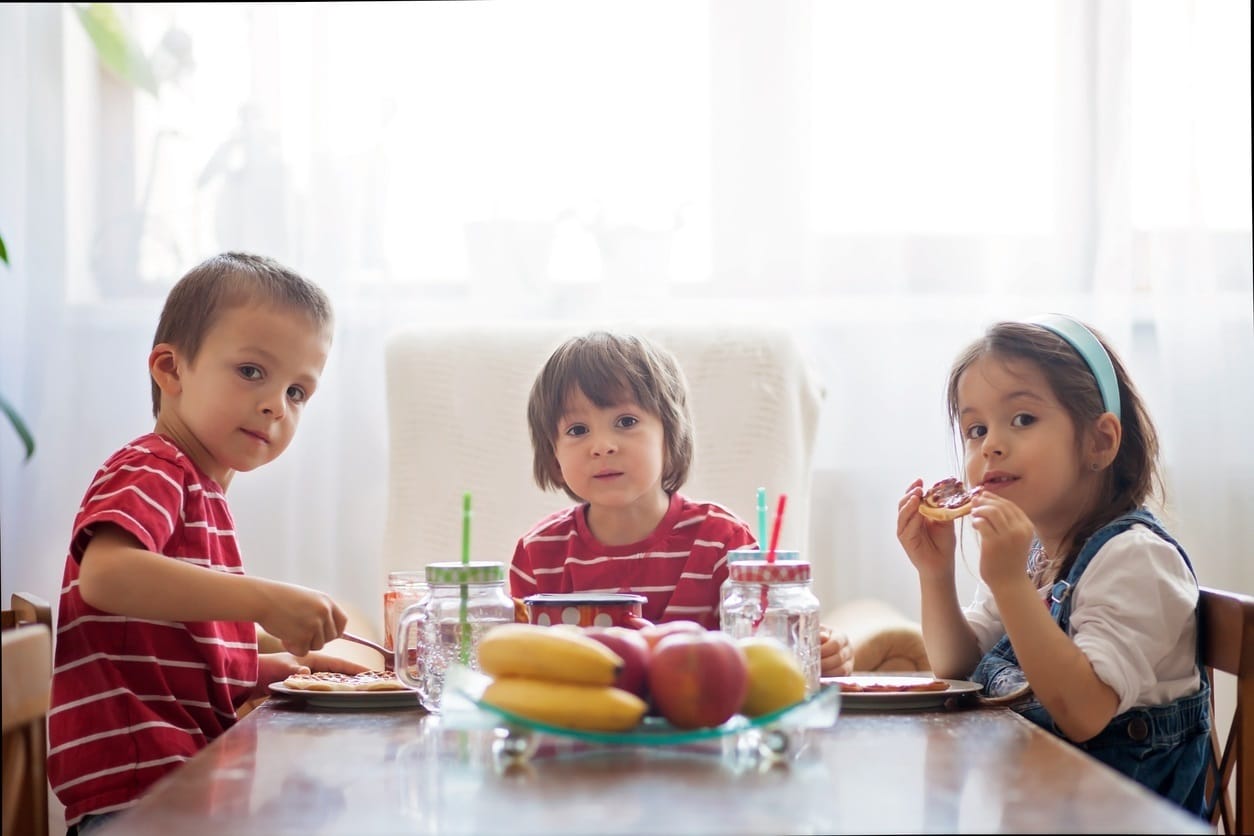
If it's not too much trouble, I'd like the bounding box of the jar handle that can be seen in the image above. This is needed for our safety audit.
[393,603,428,701]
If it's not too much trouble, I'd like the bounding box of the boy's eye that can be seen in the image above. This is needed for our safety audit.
[239,365,263,381]
[564,424,588,437]
[286,386,307,404]
[1011,413,1036,428]
[964,423,987,440]
[616,415,638,429]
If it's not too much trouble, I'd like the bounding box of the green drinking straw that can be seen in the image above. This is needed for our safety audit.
[458,492,472,665]
[756,487,767,550]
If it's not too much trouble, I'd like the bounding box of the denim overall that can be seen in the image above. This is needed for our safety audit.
[971,509,1212,817]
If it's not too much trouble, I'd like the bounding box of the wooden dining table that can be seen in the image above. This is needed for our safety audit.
[96,689,1211,835]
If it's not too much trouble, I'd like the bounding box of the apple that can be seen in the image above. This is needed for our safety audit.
[584,626,652,700]
[639,619,705,651]
[647,630,748,729]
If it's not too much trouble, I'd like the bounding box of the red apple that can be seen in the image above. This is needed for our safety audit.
[639,619,705,651]
[647,631,748,729]
[584,626,652,700]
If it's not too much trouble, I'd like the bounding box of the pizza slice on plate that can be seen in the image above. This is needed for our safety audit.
[829,675,949,693]
[282,670,408,692]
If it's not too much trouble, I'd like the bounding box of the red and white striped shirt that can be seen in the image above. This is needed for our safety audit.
[509,493,757,629]
[48,434,258,826]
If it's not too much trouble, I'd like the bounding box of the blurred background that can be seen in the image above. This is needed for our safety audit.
[1,1,1250,633]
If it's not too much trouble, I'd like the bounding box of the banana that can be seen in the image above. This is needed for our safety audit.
[477,623,624,686]
[482,677,647,732]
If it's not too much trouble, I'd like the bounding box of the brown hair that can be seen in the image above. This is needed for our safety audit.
[945,320,1162,583]
[150,252,333,417]
[527,331,694,502]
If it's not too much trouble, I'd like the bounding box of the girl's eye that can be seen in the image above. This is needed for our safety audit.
[286,386,307,404]
[239,365,263,381]
[1011,413,1037,428]
[616,415,638,429]
[964,424,987,440]
[564,424,588,438]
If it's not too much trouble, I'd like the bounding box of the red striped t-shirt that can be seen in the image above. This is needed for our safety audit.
[48,433,258,826]
[509,493,757,629]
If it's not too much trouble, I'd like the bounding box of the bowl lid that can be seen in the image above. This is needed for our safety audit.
[523,592,647,606]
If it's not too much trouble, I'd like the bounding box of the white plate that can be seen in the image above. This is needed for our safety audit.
[819,676,981,711]
[268,681,424,710]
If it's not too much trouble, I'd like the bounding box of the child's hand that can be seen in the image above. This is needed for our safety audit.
[255,581,348,657]
[897,478,958,579]
[969,490,1035,591]
[295,650,372,676]
[252,651,369,700]
[819,625,855,676]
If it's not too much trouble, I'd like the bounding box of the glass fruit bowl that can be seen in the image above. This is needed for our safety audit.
[439,665,840,764]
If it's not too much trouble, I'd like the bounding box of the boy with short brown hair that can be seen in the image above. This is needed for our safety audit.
[50,252,362,833]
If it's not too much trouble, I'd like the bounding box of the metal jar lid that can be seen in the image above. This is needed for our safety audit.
[387,570,427,587]
[727,548,800,562]
[424,561,506,584]
[728,559,812,584]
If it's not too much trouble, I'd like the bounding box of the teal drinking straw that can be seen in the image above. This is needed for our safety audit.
[459,492,472,665]
[756,487,767,550]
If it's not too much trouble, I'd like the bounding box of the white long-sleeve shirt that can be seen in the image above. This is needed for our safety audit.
[964,524,1202,716]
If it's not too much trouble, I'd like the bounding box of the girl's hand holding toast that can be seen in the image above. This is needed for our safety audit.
[897,478,958,580]
[968,490,1036,592]
[256,580,348,657]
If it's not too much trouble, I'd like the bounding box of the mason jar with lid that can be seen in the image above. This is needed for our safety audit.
[720,559,822,695]
[394,562,514,712]
[719,548,799,631]
[383,571,429,652]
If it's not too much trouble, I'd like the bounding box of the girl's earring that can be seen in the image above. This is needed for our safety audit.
[1091,462,1102,472]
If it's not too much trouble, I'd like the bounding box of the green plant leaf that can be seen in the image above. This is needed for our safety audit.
[0,394,35,462]
[73,3,159,97]
[0,232,7,266]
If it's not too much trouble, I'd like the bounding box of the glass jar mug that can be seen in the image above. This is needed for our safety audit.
[383,570,429,652]
[719,558,822,695]
[394,562,514,712]
[718,548,799,630]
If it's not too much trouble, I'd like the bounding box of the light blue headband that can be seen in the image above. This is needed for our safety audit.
[1027,314,1121,420]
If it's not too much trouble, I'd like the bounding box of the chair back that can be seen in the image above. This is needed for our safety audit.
[1199,585,1254,834]
[2,594,53,836]
[382,322,824,576]
[1,591,53,632]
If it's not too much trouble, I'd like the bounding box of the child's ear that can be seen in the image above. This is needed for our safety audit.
[149,343,183,400]
[1088,412,1122,470]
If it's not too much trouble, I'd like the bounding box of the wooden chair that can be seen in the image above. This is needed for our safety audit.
[1199,585,1254,834]
[2,595,53,836]
[1,591,52,632]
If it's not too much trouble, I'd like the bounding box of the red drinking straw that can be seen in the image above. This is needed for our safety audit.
[754,493,788,631]
[766,493,787,564]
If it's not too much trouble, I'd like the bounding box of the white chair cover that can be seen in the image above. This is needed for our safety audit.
[382,322,824,578]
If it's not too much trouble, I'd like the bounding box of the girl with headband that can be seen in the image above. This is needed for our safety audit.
[896,315,1211,818]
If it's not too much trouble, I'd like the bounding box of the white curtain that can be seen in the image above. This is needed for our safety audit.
[2,1,1250,637]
